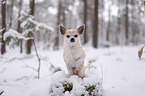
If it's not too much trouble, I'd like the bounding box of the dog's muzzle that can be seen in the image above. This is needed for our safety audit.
[70,38,75,42]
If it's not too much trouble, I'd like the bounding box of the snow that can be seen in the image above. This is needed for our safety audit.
[0,46,145,96]
[20,17,54,32]
[13,6,19,13]
[48,7,57,15]
[0,28,5,33]
[50,69,103,96]
[3,29,32,40]
[138,44,144,51]
[27,18,54,32]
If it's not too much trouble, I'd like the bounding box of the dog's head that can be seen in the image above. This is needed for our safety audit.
[59,25,85,45]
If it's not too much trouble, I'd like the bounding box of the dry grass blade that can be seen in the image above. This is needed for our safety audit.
[138,46,145,59]
[0,91,4,95]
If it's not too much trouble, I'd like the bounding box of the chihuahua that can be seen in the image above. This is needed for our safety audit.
[59,25,86,77]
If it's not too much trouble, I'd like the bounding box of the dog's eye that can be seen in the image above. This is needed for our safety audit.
[66,35,70,38]
[74,35,78,38]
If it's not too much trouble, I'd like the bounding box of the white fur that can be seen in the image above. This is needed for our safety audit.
[63,36,86,77]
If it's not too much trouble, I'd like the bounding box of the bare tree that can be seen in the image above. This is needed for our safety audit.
[1,0,6,54]
[83,0,88,44]
[62,2,66,27]
[17,0,23,53]
[92,0,99,48]
[106,5,111,42]
[9,0,14,29]
[90,0,94,41]
[125,0,129,45]
[26,0,35,54]
[54,0,62,50]
[116,0,121,45]
[131,0,136,44]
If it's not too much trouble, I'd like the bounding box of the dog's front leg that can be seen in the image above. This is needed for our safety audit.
[76,57,84,69]
[66,64,73,75]
[78,63,85,77]
[76,57,85,77]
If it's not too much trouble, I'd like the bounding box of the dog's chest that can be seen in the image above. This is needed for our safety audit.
[64,47,83,66]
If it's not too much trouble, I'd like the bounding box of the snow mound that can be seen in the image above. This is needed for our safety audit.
[49,69,103,96]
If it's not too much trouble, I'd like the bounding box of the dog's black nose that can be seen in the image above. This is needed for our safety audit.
[70,38,75,42]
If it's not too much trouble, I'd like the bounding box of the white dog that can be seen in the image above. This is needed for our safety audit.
[59,25,86,77]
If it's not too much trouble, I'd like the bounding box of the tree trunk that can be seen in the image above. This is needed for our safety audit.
[26,0,35,54]
[92,0,99,48]
[116,0,121,45]
[131,0,136,44]
[9,0,14,29]
[125,0,129,45]
[1,0,6,54]
[17,0,23,53]
[30,0,35,15]
[106,5,111,42]
[54,0,62,50]
[62,5,66,27]
[83,0,88,44]
[90,0,94,41]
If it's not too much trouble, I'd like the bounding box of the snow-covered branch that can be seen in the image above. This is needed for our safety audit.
[3,29,33,41]
[21,17,54,32]
[27,18,54,32]
[0,28,5,33]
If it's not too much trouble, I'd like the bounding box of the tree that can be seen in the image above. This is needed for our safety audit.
[26,0,35,54]
[83,0,88,44]
[54,0,62,50]
[125,0,129,45]
[116,0,121,45]
[62,1,66,27]
[106,4,111,42]
[92,0,99,48]
[17,0,23,53]
[9,0,14,29]
[1,0,6,54]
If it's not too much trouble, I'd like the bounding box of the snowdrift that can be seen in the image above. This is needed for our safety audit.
[49,68,103,96]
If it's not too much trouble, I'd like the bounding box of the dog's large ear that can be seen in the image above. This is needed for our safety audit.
[59,25,66,35]
[77,24,85,35]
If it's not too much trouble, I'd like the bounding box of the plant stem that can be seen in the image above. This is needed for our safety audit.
[32,39,41,79]
[0,91,4,95]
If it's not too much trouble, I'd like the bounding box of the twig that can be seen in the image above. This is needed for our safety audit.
[15,76,29,81]
[0,68,7,74]
[22,65,37,72]
[32,39,41,79]
[41,58,55,68]
[0,55,34,66]
[99,63,104,82]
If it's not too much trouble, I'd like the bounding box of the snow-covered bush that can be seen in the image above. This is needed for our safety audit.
[49,69,103,96]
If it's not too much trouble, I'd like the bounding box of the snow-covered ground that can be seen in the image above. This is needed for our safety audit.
[0,46,145,96]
